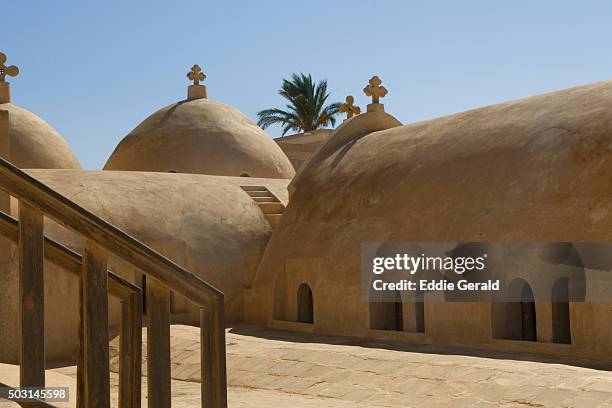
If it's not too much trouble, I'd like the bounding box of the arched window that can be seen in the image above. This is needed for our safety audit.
[297,283,313,323]
[552,278,571,344]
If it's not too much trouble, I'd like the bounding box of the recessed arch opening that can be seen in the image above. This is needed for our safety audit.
[297,283,314,324]
[492,278,537,341]
[369,290,403,331]
[552,278,572,344]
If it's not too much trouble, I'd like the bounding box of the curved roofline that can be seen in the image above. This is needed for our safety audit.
[103,97,295,179]
[288,110,402,194]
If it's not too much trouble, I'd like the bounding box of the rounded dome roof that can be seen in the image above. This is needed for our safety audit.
[286,80,612,243]
[253,80,612,291]
[25,169,290,322]
[1,103,81,169]
[104,98,295,178]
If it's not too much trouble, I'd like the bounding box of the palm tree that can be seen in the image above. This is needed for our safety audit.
[257,73,341,136]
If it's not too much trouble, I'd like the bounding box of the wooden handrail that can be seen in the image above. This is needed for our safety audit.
[0,210,142,408]
[0,155,227,407]
[0,210,140,299]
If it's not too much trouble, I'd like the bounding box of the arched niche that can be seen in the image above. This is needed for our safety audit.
[297,283,314,324]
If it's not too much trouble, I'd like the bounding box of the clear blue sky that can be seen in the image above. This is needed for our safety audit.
[4,1,612,169]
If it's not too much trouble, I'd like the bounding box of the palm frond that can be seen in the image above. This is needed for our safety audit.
[257,73,342,134]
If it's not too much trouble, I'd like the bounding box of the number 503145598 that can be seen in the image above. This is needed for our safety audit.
[2,387,69,402]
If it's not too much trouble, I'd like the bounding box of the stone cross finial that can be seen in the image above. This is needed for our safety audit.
[339,95,361,120]
[0,53,19,103]
[363,76,387,104]
[0,53,19,83]
[186,64,207,100]
[187,64,206,86]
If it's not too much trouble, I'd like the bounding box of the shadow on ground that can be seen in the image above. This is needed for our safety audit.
[228,324,612,372]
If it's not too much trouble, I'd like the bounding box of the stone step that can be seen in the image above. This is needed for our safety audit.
[266,214,282,228]
[258,202,284,214]
[252,197,278,203]
[241,185,268,192]
[247,191,274,197]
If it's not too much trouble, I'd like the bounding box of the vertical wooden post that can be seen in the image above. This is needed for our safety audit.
[132,292,143,408]
[76,264,84,408]
[146,277,171,408]
[119,300,130,393]
[19,202,45,387]
[81,243,110,407]
[209,300,227,407]
[119,291,142,408]
[199,309,213,408]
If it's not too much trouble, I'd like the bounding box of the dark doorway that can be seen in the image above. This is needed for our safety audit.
[369,290,403,331]
[415,292,425,333]
[393,300,403,331]
[492,279,538,341]
[520,283,537,341]
[297,283,314,323]
[552,278,571,344]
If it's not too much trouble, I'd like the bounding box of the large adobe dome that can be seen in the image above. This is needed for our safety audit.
[250,80,612,332]
[0,103,81,169]
[277,80,612,247]
[104,98,295,178]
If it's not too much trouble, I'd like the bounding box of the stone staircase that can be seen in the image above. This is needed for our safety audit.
[241,186,284,228]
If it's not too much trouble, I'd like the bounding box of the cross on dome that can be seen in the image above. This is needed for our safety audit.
[187,64,206,86]
[0,52,19,103]
[0,53,19,83]
[363,76,387,104]
[186,64,208,100]
[339,95,361,119]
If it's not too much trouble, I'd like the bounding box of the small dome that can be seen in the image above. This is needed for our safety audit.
[104,98,295,179]
[1,103,81,169]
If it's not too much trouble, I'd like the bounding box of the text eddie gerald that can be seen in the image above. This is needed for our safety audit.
[371,253,500,292]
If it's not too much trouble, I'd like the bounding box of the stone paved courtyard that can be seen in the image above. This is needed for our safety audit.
[3,324,612,407]
[123,324,612,407]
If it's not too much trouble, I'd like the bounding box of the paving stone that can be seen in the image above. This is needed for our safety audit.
[343,388,378,402]
[565,391,612,407]
[317,383,357,399]
[300,380,334,396]
[530,388,581,407]
[93,324,612,407]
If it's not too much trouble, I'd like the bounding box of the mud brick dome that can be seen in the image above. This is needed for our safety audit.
[104,98,295,178]
[0,103,81,169]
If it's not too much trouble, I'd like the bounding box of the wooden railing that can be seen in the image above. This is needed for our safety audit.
[0,211,142,407]
[0,157,227,407]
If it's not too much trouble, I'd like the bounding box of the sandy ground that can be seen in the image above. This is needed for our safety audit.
[2,324,612,407]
